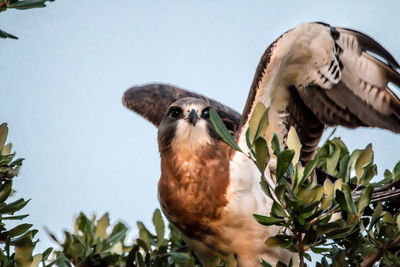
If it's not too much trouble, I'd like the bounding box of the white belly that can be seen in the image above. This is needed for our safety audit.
[187,152,296,266]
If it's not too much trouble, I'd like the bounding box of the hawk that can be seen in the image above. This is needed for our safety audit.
[123,22,400,266]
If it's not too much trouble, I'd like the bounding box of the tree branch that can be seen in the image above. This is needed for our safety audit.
[360,234,400,267]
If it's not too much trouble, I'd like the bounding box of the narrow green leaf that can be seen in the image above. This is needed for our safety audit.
[301,158,318,184]
[0,29,18,39]
[2,214,29,220]
[371,202,383,226]
[169,251,191,262]
[357,185,372,215]
[210,109,242,152]
[1,223,32,238]
[0,198,30,214]
[95,213,109,238]
[254,137,269,172]
[248,102,268,142]
[271,133,281,155]
[310,247,331,253]
[253,214,285,226]
[104,227,127,245]
[276,150,295,180]
[152,209,165,246]
[7,0,54,10]
[0,181,12,203]
[0,123,8,149]
[260,258,273,267]
[342,184,357,215]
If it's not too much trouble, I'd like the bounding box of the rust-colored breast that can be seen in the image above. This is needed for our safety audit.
[158,141,231,238]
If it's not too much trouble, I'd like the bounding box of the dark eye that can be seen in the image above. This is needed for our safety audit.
[169,107,182,118]
[201,108,210,119]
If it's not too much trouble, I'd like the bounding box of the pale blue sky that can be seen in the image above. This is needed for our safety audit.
[1,0,400,254]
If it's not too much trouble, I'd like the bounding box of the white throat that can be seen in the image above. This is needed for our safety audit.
[171,119,212,153]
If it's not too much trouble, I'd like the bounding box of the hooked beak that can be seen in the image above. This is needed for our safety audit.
[188,109,199,126]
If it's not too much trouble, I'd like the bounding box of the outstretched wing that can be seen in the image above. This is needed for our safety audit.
[122,83,241,135]
[237,22,400,163]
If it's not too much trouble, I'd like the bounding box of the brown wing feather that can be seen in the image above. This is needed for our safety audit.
[296,28,400,133]
[238,22,400,163]
[122,83,241,134]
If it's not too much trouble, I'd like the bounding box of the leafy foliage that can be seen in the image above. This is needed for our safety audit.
[0,123,52,267]
[0,0,55,39]
[47,209,205,267]
[210,104,400,266]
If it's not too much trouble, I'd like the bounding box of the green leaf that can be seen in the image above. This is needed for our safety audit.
[105,223,127,245]
[342,184,357,215]
[254,137,269,172]
[41,247,53,262]
[335,184,356,215]
[0,123,8,149]
[248,102,268,142]
[152,209,165,246]
[2,214,29,220]
[7,0,54,10]
[371,202,384,226]
[276,150,295,180]
[0,181,13,203]
[310,246,331,253]
[253,214,285,226]
[271,133,281,155]
[1,143,12,155]
[260,258,273,267]
[286,126,301,165]
[168,251,191,262]
[355,144,373,180]
[271,202,286,218]
[210,109,242,152]
[301,158,318,185]
[326,145,340,175]
[274,184,286,202]
[0,198,30,214]
[95,213,109,238]
[1,223,32,239]
[265,235,293,249]
[321,179,334,209]
[0,29,18,39]
[357,185,372,215]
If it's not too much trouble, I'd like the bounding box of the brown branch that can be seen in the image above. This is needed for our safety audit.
[360,235,400,267]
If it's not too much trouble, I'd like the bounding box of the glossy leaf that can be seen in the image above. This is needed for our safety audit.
[276,150,295,180]
[253,214,285,226]
[254,137,269,172]
[210,109,242,152]
[271,133,281,155]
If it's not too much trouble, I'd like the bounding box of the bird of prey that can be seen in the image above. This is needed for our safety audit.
[123,22,400,266]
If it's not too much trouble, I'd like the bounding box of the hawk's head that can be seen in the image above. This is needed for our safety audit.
[158,97,219,153]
